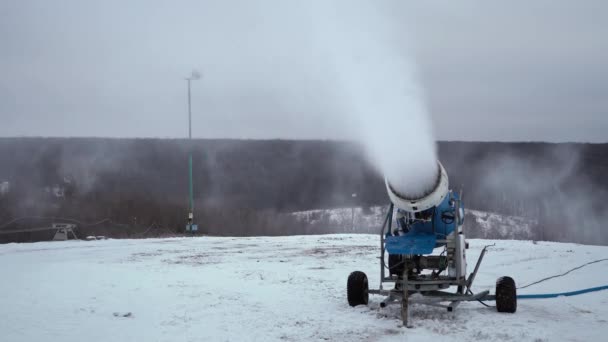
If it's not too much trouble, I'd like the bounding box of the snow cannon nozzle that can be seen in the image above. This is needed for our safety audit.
[385,161,449,213]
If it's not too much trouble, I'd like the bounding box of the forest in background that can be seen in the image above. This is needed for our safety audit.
[0,138,607,244]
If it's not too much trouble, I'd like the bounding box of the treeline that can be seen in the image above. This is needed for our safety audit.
[0,138,606,244]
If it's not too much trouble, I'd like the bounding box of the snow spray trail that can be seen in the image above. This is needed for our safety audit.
[310,1,438,197]
[185,1,437,195]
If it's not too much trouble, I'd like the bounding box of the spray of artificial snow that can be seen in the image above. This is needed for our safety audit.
[311,2,439,198]
[191,1,438,198]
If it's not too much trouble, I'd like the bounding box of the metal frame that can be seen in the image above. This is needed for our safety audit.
[0,223,78,241]
[371,202,491,327]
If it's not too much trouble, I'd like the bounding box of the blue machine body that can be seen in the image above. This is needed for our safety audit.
[385,192,464,255]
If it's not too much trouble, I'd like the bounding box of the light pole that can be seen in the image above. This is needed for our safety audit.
[186,70,201,234]
[351,193,357,232]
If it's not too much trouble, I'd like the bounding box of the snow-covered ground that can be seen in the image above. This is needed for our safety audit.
[290,206,387,231]
[1,235,607,341]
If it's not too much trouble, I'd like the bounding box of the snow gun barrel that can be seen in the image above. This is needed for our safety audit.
[385,161,449,213]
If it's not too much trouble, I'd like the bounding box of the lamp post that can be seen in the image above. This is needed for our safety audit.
[186,70,201,234]
[351,193,357,232]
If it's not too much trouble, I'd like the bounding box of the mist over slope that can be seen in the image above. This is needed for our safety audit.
[0,138,607,244]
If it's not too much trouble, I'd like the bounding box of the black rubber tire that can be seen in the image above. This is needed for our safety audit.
[496,276,517,313]
[347,271,369,307]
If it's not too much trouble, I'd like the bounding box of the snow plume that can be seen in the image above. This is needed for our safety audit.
[309,2,438,199]
[186,1,438,199]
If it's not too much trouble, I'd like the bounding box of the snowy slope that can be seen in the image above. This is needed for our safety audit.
[290,206,536,239]
[1,236,607,342]
[290,206,387,232]
[467,209,535,240]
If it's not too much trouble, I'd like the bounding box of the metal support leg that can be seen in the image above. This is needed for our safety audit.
[401,269,411,328]
[380,204,393,291]
[466,244,494,293]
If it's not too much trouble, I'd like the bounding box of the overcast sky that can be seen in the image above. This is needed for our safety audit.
[1,0,606,142]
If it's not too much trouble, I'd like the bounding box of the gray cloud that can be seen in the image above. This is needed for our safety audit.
[0,0,606,142]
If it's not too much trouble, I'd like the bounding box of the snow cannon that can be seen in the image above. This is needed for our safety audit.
[384,162,461,255]
[347,160,517,327]
[385,161,449,214]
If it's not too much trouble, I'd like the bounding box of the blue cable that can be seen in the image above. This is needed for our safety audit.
[518,285,608,299]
